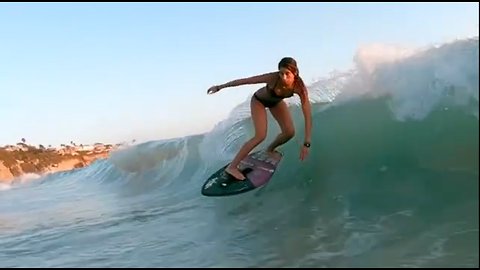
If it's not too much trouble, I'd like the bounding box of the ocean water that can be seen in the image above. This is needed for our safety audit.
[1,37,478,267]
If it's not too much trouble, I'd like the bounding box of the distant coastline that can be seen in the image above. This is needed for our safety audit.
[0,140,128,184]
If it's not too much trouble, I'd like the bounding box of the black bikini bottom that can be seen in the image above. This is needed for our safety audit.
[253,93,281,108]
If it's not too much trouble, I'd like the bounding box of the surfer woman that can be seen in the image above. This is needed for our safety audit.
[207,57,312,181]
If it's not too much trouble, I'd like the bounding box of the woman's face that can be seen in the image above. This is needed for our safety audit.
[279,67,296,86]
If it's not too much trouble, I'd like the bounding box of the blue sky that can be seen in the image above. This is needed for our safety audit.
[0,3,478,146]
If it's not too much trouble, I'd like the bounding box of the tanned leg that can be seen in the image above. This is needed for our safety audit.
[225,96,267,180]
[266,100,295,155]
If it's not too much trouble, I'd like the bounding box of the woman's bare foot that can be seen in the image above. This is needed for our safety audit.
[266,148,281,159]
[225,165,246,181]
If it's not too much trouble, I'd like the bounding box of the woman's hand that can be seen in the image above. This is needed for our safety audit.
[299,145,309,161]
[207,85,222,95]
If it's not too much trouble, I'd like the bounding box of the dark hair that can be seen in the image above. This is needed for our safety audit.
[278,57,306,92]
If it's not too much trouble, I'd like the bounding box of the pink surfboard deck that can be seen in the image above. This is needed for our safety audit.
[201,150,283,197]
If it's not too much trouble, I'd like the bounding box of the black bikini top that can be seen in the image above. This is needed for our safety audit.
[267,77,295,99]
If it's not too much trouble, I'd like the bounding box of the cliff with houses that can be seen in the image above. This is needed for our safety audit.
[0,139,123,184]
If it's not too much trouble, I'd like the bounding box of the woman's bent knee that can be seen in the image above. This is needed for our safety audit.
[284,129,295,140]
[251,134,266,144]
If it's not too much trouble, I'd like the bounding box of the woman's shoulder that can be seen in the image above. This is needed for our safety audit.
[265,71,279,87]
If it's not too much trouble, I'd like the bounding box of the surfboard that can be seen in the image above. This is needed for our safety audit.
[201,150,283,197]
